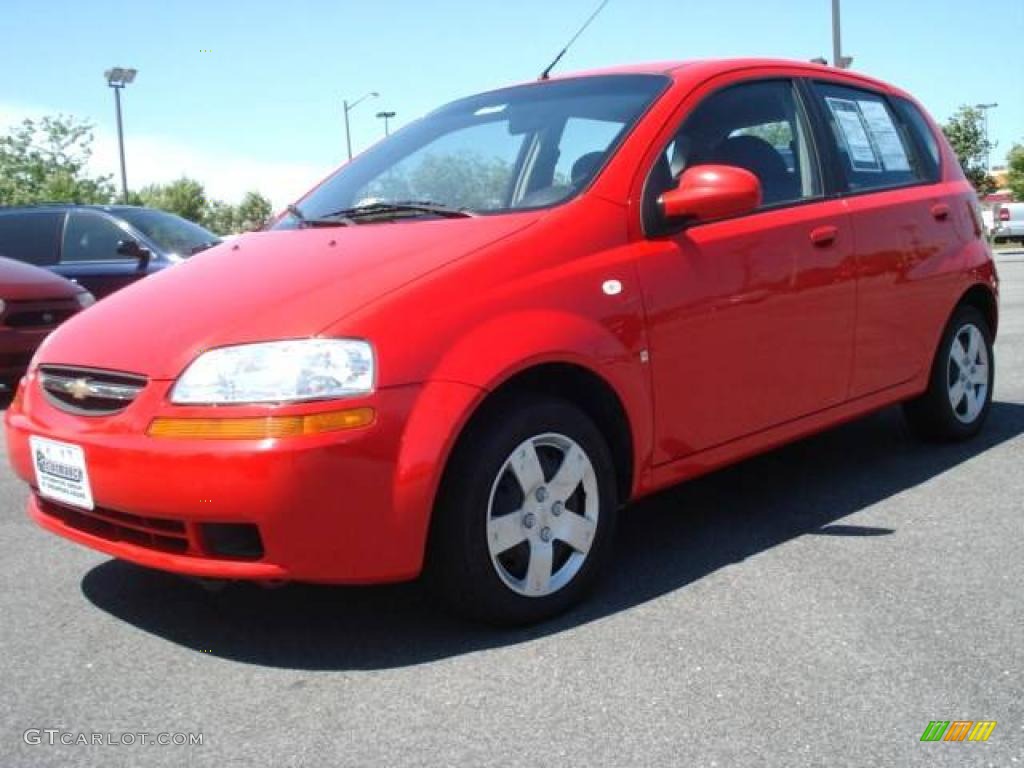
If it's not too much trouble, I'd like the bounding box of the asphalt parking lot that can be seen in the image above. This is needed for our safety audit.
[2,257,1022,768]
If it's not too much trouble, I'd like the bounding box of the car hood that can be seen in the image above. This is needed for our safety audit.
[0,256,83,300]
[36,213,541,379]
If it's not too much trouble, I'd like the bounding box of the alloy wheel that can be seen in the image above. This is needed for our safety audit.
[947,323,989,424]
[485,432,599,597]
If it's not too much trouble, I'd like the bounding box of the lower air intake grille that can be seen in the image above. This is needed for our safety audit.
[38,497,190,554]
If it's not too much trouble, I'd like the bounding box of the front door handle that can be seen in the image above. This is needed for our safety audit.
[931,203,951,221]
[810,225,838,247]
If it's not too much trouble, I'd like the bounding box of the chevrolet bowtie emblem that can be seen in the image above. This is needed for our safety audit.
[67,378,92,400]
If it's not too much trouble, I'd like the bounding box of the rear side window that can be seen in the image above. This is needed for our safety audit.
[812,83,926,192]
[891,96,941,181]
[0,212,62,266]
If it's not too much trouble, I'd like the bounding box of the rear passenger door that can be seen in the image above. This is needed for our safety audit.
[809,82,960,397]
[55,211,148,299]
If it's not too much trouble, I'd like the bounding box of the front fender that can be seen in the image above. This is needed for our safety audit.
[426,309,653,495]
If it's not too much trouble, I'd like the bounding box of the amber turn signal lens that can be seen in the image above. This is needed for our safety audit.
[148,407,375,439]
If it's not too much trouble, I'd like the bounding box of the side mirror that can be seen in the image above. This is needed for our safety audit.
[117,239,151,269]
[658,165,762,225]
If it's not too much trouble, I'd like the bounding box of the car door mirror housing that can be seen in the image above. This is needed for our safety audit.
[658,165,762,225]
[117,238,151,267]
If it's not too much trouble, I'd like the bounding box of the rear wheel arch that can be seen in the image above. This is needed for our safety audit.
[957,283,998,340]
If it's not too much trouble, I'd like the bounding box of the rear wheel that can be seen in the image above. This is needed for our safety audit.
[428,396,617,625]
[903,305,994,440]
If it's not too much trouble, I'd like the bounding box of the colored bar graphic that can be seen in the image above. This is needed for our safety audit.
[944,721,973,741]
[920,721,949,742]
[968,721,997,742]
[920,720,997,743]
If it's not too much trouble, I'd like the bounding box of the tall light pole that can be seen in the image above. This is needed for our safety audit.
[975,102,998,171]
[831,0,853,68]
[104,67,137,202]
[376,110,396,137]
[343,91,379,160]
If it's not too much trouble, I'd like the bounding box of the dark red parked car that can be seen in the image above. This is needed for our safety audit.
[0,256,93,390]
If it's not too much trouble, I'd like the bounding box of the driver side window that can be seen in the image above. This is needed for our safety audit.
[647,79,821,227]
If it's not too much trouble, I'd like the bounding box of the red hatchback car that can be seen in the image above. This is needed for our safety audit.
[5,60,997,624]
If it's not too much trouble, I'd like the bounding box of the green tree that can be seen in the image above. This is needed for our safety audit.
[942,106,997,197]
[235,191,272,231]
[135,177,207,223]
[202,199,237,235]
[408,152,512,210]
[1007,143,1024,202]
[0,116,114,205]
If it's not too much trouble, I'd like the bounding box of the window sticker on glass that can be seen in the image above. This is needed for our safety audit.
[826,97,880,172]
[857,100,911,172]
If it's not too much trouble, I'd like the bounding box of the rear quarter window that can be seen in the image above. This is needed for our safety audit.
[0,212,62,266]
[812,82,928,193]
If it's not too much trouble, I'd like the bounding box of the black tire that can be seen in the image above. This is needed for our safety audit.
[903,305,994,441]
[427,396,618,626]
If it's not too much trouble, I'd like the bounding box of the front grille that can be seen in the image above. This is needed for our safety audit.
[38,365,147,416]
[38,497,189,554]
[4,308,77,328]
[1,299,79,330]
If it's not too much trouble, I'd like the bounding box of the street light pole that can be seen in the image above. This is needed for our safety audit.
[376,110,396,137]
[343,91,379,160]
[104,67,137,202]
[975,102,998,172]
[832,0,842,69]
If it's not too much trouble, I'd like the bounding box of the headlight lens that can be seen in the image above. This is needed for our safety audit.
[171,339,375,404]
[75,292,96,309]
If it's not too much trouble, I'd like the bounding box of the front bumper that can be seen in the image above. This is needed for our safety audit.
[0,327,51,381]
[6,369,481,583]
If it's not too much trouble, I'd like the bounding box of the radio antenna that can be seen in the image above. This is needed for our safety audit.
[539,0,610,80]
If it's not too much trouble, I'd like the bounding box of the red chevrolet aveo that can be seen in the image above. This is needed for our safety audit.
[5,60,997,624]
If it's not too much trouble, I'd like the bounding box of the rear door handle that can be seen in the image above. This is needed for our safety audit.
[931,203,951,221]
[810,225,838,247]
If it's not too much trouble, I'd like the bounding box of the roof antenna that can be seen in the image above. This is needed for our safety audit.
[539,0,610,80]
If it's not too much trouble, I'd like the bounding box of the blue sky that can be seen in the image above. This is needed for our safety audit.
[3,0,1021,207]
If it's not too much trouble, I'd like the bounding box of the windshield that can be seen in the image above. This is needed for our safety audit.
[116,208,221,256]
[276,74,668,227]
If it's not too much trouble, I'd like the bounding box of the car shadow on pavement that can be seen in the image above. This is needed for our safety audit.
[81,401,1024,670]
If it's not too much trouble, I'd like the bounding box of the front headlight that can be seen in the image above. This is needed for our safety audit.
[75,292,96,309]
[171,339,375,404]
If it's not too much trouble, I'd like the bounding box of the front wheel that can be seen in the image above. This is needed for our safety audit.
[903,305,994,441]
[428,396,618,625]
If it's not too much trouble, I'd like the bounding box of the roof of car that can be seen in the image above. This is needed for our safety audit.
[551,57,898,93]
[0,204,150,214]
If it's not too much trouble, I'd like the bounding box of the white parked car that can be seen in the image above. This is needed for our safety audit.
[993,202,1024,243]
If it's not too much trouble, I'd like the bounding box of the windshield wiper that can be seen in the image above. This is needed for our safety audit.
[287,203,354,228]
[318,200,477,221]
[189,240,219,255]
